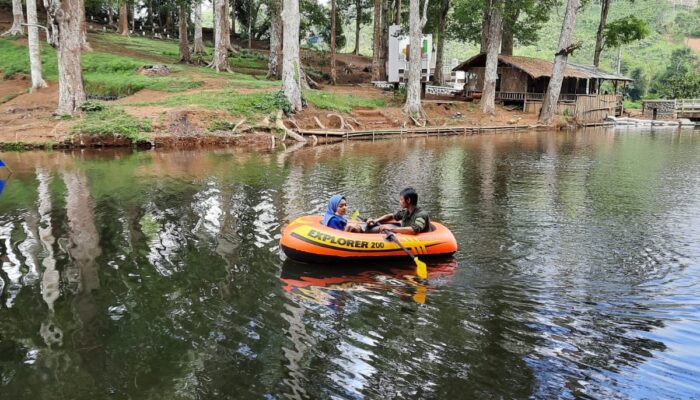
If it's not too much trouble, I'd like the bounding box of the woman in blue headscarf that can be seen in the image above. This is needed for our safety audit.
[321,194,348,231]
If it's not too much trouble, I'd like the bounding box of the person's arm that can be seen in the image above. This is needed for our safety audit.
[366,213,394,226]
[378,225,418,235]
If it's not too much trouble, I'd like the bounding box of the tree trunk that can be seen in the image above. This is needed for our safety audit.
[209,0,230,71]
[223,0,235,53]
[48,0,86,115]
[267,0,282,79]
[178,3,190,63]
[500,8,517,56]
[480,0,502,115]
[433,0,449,85]
[539,0,580,125]
[380,0,389,79]
[231,0,236,37]
[78,0,91,51]
[330,0,337,84]
[2,0,25,36]
[353,0,361,55]
[282,0,302,111]
[403,0,428,116]
[108,3,114,26]
[371,0,382,81]
[44,0,57,45]
[118,1,129,35]
[27,0,48,90]
[193,0,205,54]
[247,0,253,49]
[480,1,490,53]
[593,0,610,67]
[395,0,401,24]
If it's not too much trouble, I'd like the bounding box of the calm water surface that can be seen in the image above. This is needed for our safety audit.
[1,128,699,399]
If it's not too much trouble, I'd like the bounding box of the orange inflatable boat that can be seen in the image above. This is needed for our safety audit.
[280,215,458,263]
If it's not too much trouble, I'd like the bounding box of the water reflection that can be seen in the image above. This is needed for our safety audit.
[0,128,699,399]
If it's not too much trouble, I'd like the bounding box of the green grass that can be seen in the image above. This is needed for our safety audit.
[100,33,182,58]
[624,100,642,109]
[0,38,202,97]
[303,90,385,113]
[134,90,291,118]
[72,106,152,142]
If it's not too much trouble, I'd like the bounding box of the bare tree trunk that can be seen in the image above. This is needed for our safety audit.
[480,0,502,115]
[44,0,57,45]
[193,0,205,54]
[231,0,236,36]
[282,0,302,111]
[118,0,129,35]
[593,0,610,67]
[403,0,428,116]
[209,0,230,71]
[108,3,114,26]
[78,0,91,51]
[433,0,449,85]
[500,8,517,56]
[267,0,282,79]
[2,0,25,36]
[48,0,86,115]
[247,0,253,49]
[479,0,489,53]
[371,0,382,81]
[353,0,361,55]
[539,0,580,125]
[223,0,236,53]
[380,0,389,79]
[27,0,48,90]
[178,3,190,63]
[330,0,337,84]
[395,0,401,24]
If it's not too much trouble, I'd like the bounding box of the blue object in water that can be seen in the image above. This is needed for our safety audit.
[0,180,5,196]
[0,159,5,167]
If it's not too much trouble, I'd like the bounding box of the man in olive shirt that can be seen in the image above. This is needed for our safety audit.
[366,187,431,235]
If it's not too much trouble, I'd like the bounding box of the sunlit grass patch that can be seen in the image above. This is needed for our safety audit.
[0,38,202,97]
[99,33,182,59]
[303,90,385,113]
[72,106,152,142]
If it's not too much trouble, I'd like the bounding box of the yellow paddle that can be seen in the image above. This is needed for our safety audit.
[350,209,360,221]
[385,231,428,280]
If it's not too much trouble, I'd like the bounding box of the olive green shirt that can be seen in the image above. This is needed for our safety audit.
[393,207,430,233]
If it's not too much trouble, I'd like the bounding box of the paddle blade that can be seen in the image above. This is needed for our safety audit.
[350,209,359,221]
[414,257,427,280]
[412,284,427,304]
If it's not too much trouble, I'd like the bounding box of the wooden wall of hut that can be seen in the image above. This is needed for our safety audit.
[466,66,529,92]
[525,94,619,122]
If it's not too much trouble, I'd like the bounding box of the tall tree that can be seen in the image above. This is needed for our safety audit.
[380,0,389,78]
[193,0,206,55]
[480,0,502,115]
[371,0,382,80]
[539,0,580,125]
[27,0,48,90]
[178,2,191,63]
[330,0,337,84]
[593,0,610,67]
[395,0,401,24]
[2,0,25,36]
[118,0,129,35]
[433,0,450,84]
[210,0,231,71]
[48,0,86,115]
[282,0,303,111]
[403,0,429,116]
[342,0,370,55]
[500,7,518,55]
[267,0,282,79]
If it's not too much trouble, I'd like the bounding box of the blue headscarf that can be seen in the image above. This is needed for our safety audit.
[321,194,346,226]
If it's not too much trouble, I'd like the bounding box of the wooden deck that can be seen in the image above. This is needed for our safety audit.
[677,99,700,119]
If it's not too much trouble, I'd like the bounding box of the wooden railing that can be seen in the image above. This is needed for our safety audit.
[676,99,700,112]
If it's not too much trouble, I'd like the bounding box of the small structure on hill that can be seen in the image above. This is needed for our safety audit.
[453,54,633,122]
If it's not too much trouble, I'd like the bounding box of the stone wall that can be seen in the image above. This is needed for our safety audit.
[642,100,676,120]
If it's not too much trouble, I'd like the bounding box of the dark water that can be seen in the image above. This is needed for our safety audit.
[1,128,699,399]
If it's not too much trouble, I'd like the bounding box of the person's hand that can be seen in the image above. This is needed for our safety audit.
[366,218,376,226]
[378,225,393,233]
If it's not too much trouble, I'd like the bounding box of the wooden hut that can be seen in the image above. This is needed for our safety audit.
[453,54,633,121]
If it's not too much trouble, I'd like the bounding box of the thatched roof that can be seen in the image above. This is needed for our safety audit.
[453,54,632,82]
